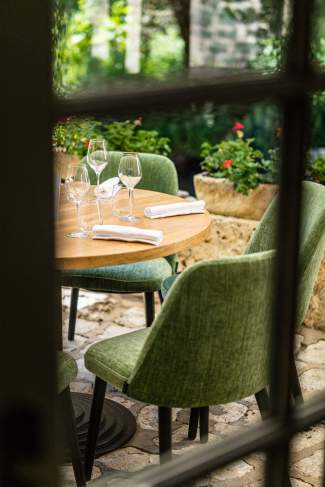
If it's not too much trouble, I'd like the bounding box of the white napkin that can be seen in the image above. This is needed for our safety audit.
[144,200,205,219]
[95,177,120,198]
[92,224,163,245]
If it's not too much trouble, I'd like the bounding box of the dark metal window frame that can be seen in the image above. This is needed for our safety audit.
[1,0,324,486]
[56,1,325,482]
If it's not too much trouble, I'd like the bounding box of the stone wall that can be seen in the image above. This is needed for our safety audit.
[178,214,325,331]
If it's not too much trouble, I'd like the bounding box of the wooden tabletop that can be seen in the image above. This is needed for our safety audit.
[56,189,211,270]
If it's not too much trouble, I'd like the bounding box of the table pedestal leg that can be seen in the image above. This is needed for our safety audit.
[64,393,136,460]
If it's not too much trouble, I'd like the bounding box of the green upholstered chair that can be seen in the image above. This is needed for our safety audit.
[61,151,178,340]
[58,351,86,487]
[162,180,325,435]
[83,250,275,479]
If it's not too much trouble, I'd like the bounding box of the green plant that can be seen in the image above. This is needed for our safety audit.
[306,156,325,184]
[53,118,171,157]
[200,122,264,195]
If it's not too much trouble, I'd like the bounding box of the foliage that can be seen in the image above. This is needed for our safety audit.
[200,123,265,195]
[53,118,171,157]
[306,157,325,184]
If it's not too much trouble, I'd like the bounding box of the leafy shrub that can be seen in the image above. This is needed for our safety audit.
[200,122,264,194]
[53,117,171,157]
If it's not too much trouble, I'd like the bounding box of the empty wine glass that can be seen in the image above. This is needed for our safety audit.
[65,163,91,238]
[87,139,108,188]
[118,152,142,222]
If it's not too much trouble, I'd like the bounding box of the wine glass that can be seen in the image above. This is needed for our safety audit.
[118,152,142,222]
[87,139,108,188]
[65,163,91,238]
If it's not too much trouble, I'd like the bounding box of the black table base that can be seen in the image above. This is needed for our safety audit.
[66,392,137,460]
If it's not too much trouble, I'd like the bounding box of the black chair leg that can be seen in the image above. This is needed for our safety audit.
[199,407,209,443]
[291,357,303,405]
[84,377,106,481]
[144,292,155,327]
[158,406,172,463]
[255,388,270,419]
[188,407,199,440]
[60,387,86,487]
[68,287,79,341]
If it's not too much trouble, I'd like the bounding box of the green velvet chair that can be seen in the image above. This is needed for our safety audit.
[61,151,178,340]
[58,351,86,487]
[83,250,275,479]
[162,180,325,436]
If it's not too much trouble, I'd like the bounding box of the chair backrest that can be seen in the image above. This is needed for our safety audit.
[127,250,275,407]
[81,151,179,196]
[245,181,325,325]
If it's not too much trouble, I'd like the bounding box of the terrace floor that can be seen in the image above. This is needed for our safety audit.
[61,288,325,487]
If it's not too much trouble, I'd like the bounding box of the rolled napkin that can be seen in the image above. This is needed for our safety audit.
[144,200,205,219]
[95,177,120,198]
[92,224,163,246]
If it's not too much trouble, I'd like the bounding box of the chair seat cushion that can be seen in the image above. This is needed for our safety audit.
[85,329,150,389]
[161,273,179,299]
[61,259,172,293]
[58,351,78,394]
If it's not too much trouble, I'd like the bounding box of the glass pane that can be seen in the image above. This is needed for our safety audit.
[53,0,288,97]
[53,101,282,194]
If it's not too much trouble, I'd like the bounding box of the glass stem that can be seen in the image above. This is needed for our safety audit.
[76,201,82,231]
[96,173,100,187]
[128,188,134,217]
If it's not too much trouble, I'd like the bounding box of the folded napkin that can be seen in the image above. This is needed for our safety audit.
[92,224,163,245]
[95,177,120,198]
[144,200,205,219]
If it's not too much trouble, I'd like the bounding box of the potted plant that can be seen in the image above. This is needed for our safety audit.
[194,122,278,220]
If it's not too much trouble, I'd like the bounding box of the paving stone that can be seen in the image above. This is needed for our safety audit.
[115,306,146,328]
[298,340,325,365]
[60,464,101,483]
[63,333,87,352]
[97,324,135,340]
[291,425,325,462]
[137,405,179,431]
[295,334,304,354]
[70,381,93,394]
[73,318,97,336]
[210,402,248,424]
[300,368,325,394]
[290,449,324,486]
[99,446,158,472]
[209,459,254,485]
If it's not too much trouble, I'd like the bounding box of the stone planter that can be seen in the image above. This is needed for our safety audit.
[194,173,278,220]
[53,149,80,180]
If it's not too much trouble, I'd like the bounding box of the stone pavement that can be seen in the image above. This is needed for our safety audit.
[61,288,325,487]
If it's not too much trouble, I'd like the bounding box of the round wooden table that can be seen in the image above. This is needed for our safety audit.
[56,188,211,269]
[56,188,211,459]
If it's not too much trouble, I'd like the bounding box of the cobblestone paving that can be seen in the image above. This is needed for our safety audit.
[61,288,325,487]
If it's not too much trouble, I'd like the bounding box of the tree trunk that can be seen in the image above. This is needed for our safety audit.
[125,0,143,73]
[169,0,190,67]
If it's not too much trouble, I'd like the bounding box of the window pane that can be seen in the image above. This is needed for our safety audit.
[53,0,288,96]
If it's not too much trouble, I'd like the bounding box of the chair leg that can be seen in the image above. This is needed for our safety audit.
[291,357,303,405]
[60,387,86,487]
[84,377,106,481]
[158,289,164,304]
[158,406,172,463]
[255,388,270,419]
[144,292,155,327]
[199,407,209,443]
[68,287,79,341]
[188,407,199,440]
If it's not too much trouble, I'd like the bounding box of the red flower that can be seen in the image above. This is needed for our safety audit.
[223,159,233,169]
[276,127,283,136]
[232,122,245,133]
